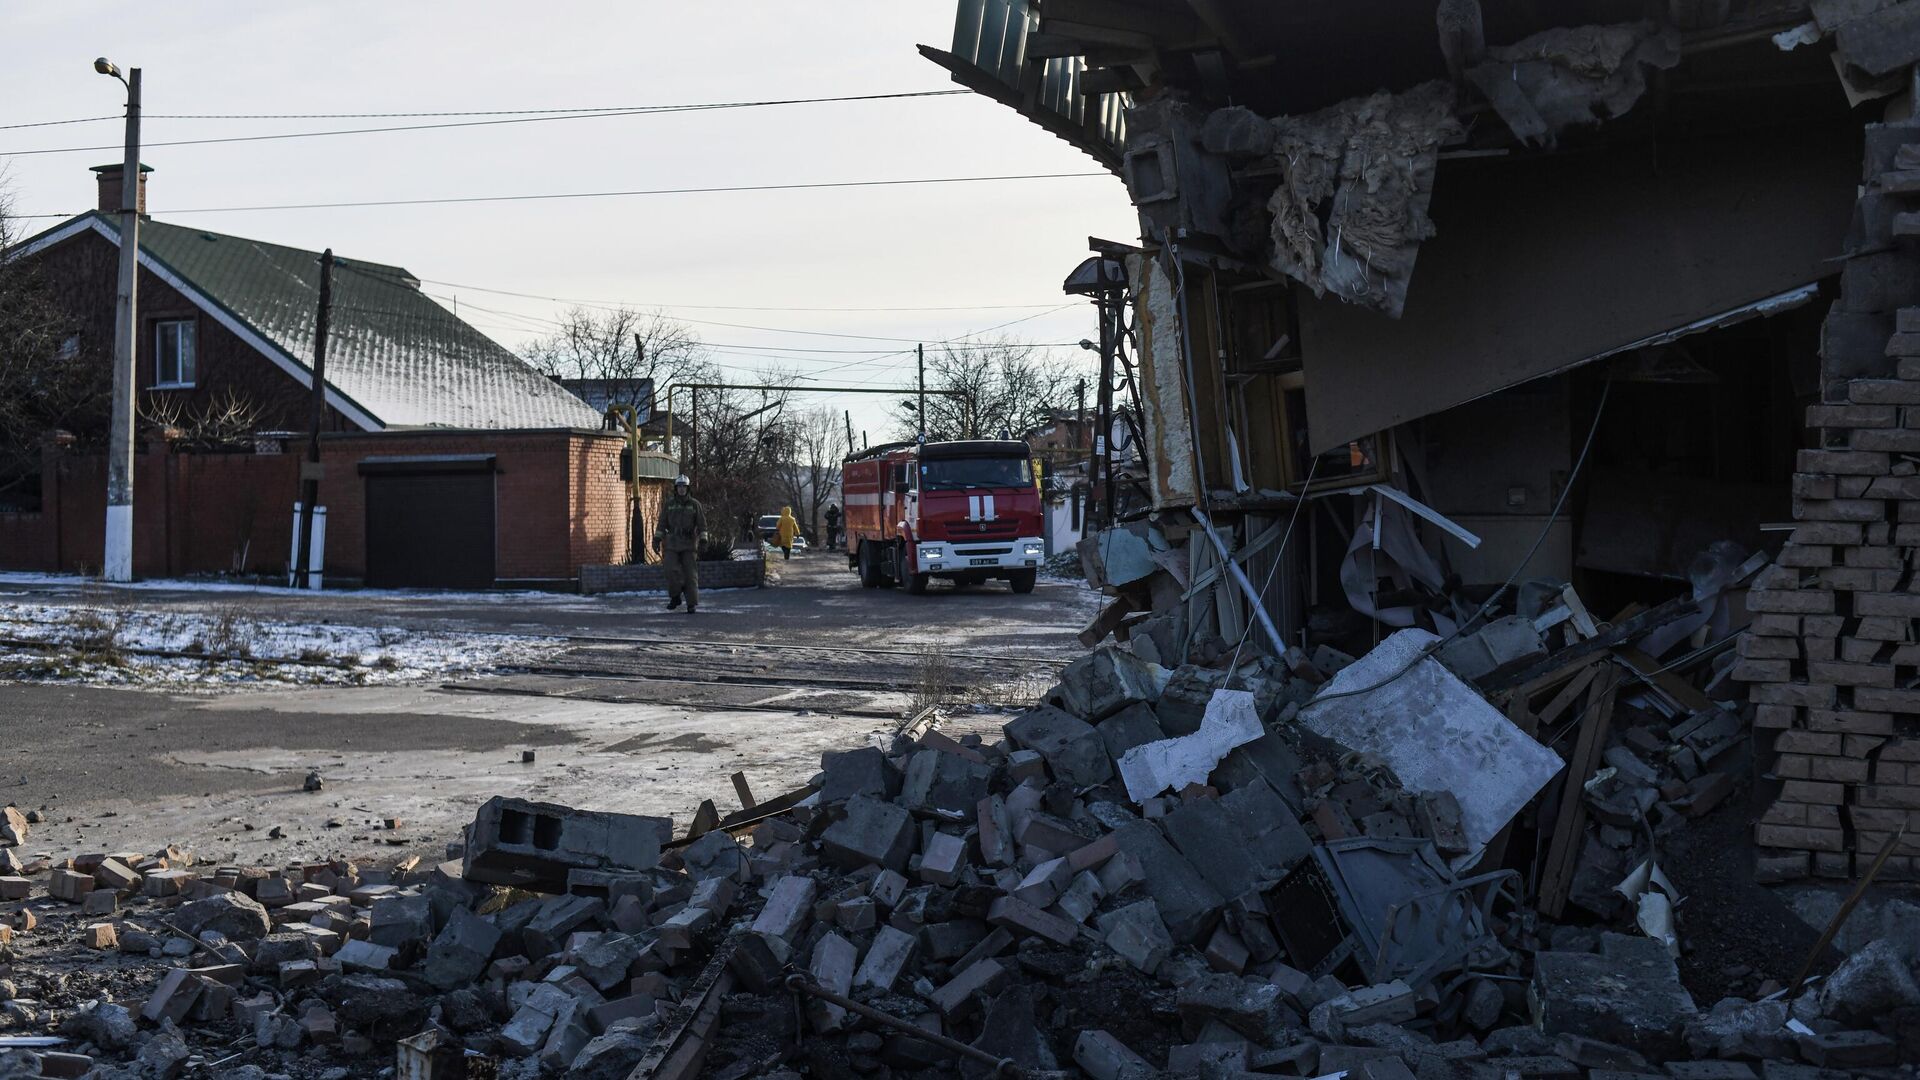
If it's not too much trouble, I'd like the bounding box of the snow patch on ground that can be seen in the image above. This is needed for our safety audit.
[0,598,562,688]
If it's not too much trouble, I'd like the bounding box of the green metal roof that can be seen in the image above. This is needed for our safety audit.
[86,212,598,430]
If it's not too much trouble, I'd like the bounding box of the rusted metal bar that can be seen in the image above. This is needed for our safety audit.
[782,974,1021,1078]
[1790,824,1908,990]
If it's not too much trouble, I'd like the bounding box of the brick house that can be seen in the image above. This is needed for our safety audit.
[0,166,676,588]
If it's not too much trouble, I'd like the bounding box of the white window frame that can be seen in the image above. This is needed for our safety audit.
[154,318,197,389]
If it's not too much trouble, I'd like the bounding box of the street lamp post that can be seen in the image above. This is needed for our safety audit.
[95,57,140,582]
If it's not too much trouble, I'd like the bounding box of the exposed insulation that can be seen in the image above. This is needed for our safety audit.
[1265,81,1461,318]
[1466,22,1682,147]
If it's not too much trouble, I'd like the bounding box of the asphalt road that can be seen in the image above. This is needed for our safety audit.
[0,551,1099,865]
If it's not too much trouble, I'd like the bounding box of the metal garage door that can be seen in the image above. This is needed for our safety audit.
[360,455,496,589]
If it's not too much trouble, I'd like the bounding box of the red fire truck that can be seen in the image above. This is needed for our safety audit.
[842,439,1045,595]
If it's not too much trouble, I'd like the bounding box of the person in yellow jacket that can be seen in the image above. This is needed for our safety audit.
[776,506,801,560]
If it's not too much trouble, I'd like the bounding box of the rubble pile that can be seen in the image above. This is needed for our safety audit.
[1,635,1916,1079]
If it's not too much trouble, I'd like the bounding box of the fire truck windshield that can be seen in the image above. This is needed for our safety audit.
[920,456,1032,491]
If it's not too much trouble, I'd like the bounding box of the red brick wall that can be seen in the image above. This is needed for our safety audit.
[26,227,357,434]
[311,429,634,585]
[0,430,636,587]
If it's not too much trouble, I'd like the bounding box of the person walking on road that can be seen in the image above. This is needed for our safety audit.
[655,475,706,613]
[824,502,842,550]
[776,506,801,560]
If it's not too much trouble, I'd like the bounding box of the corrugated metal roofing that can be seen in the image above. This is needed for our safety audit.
[92,212,599,430]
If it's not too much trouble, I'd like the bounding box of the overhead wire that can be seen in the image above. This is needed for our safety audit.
[5,171,1112,221]
[0,90,973,156]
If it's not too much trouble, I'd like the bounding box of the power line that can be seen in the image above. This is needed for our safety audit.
[10,172,1108,219]
[0,115,118,131]
[412,276,1061,314]
[0,89,973,156]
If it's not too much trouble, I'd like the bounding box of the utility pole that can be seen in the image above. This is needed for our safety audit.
[293,249,334,589]
[844,410,855,457]
[101,62,141,582]
[916,344,926,444]
[1094,289,1118,528]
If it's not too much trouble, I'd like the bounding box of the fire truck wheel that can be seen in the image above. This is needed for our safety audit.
[1009,569,1038,594]
[905,571,931,595]
[857,544,883,589]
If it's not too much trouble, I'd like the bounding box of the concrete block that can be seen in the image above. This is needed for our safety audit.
[1055,871,1107,924]
[919,832,966,885]
[1012,857,1072,908]
[1110,820,1223,942]
[1005,705,1113,786]
[1534,933,1698,1059]
[987,895,1081,945]
[524,894,604,957]
[853,925,918,991]
[927,956,1008,1016]
[334,939,398,972]
[1096,703,1166,766]
[805,933,857,1032]
[142,970,203,1024]
[425,906,503,990]
[1074,1029,1155,1080]
[463,796,662,892]
[1047,645,1164,720]
[819,746,901,803]
[93,858,141,893]
[901,749,993,814]
[49,869,94,902]
[750,875,818,941]
[821,795,914,872]
[1096,899,1173,975]
[368,891,434,947]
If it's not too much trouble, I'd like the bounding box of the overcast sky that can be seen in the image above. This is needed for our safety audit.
[0,1,1137,438]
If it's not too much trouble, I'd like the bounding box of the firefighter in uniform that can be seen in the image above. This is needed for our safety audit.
[655,474,705,613]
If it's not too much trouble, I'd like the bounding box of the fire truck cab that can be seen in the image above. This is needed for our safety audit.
[841,439,1045,595]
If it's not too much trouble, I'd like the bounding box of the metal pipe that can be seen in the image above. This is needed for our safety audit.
[782,975,1021,1077]
[1192,506,1287,658]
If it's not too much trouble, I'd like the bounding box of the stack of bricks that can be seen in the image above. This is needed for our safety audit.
[1739,121,1920,882]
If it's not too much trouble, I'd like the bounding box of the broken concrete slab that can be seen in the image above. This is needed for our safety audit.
[1815,936,1920,1024]
[1301,628,1566,866]
[1117,688,1265,803]
[901,749,994,814]
[819,746,901,803]
[1533,932,1698,1059]
[1004,706,1113,787]
[463,796,662,892]
[821,795,914,872]
[1047,645,1168,721]
[1095,899,1174,975]
[1109,820,1225,943]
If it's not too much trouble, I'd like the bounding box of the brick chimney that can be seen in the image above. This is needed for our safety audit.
[90,163,151,215]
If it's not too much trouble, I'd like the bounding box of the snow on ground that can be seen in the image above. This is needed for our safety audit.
[0,598,561,688]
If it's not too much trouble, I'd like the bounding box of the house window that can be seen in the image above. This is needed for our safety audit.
[154,319,197,388]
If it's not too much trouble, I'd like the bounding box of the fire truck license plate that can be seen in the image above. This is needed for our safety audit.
[969,558,996,566]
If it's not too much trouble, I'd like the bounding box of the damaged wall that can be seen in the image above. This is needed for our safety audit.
[1296,124,1860,454]
[1742,118,1920,883]
[1127,253,1198,508]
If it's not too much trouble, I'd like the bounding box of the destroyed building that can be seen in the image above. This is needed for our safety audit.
[929,0,1920,883]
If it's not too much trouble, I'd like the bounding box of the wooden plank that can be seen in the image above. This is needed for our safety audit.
[1536,663,1621,918]
[1536,663,1604,729]
[1484,593,1700,694]
[730,772,756,811]
[1616,647,1716,715]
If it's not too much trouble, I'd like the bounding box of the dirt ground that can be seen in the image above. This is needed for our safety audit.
[0,553,1100,867]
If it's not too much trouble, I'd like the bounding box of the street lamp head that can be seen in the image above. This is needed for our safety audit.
[1078,339,1096,351]
[93,57,120,77]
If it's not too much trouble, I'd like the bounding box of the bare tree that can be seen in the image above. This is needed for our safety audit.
[892,336,1081,443]
[676,370,801,556]
[523,306,706,418]
[776,406,850,540]
[0,184,96,509]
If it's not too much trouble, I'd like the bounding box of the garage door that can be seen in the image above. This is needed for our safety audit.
[360,455,496,589]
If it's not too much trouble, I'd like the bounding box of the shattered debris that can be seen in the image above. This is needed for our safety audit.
[0,608,1909,1080]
